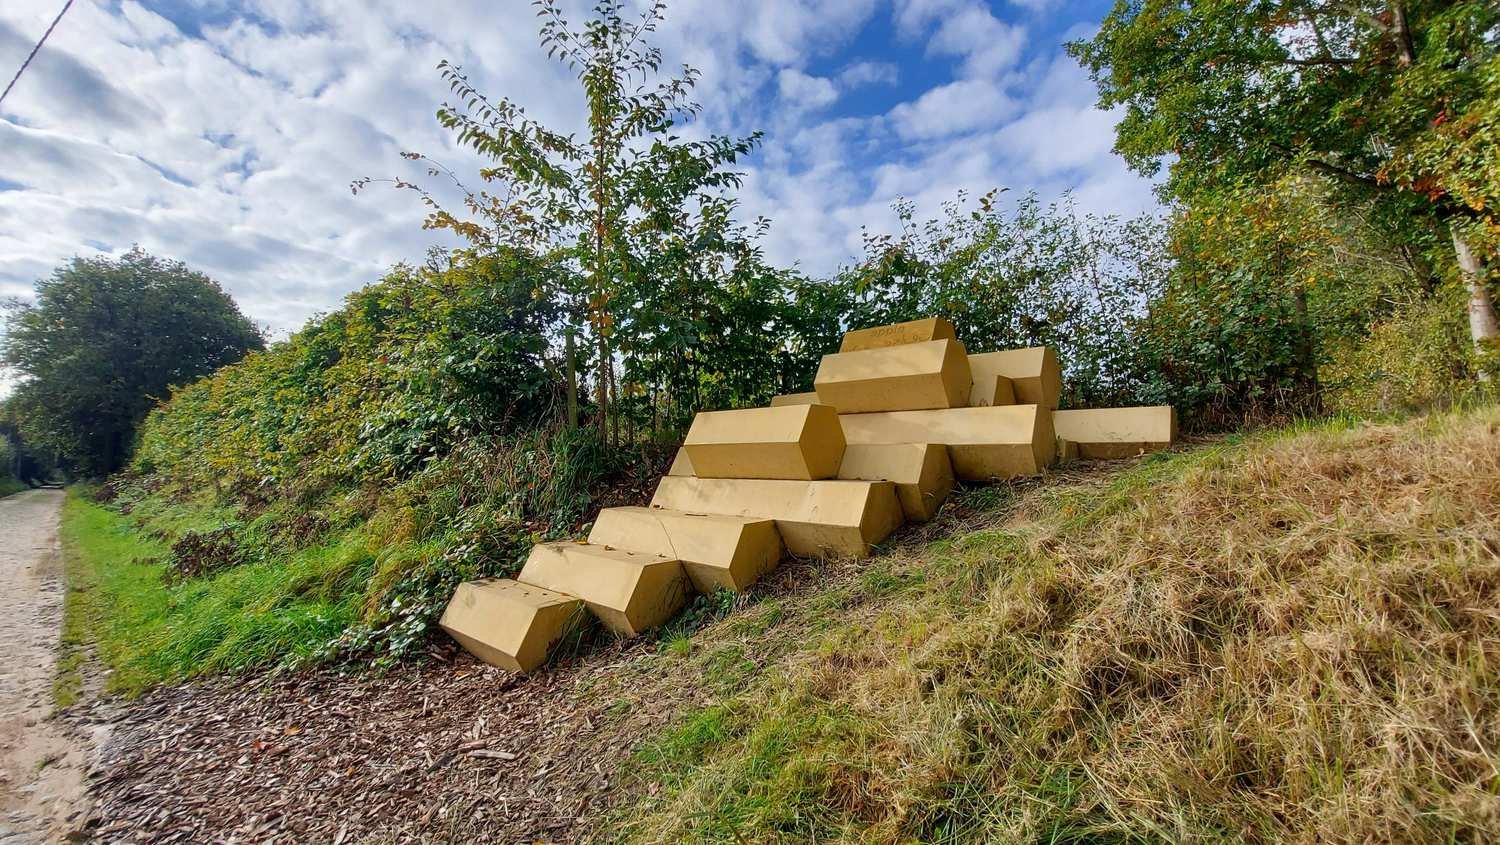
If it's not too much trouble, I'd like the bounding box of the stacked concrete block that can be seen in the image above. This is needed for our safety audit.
[814,339,972,414]
[839,316,957,352]
[589,506,783,593]
[970,373,1016,407]
[438,579,584,673]
[837,443,953,522]
[1052,406,1177,459]
[518,542,690,637]
[667,447,695,477]
[650,476,903,558]
[967,347,1061,409]
[683,404,845,480]
[840,404,1056,480]
[768,391,821,408]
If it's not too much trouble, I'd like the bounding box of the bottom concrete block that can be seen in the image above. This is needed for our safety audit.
[439,578,584,673]
[649,476,904,559]
[589,506,783,593]
[518,542,690,637]
[837,443,954,522]
[1051,406,1176,459]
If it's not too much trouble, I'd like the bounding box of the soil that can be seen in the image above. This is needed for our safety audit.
[0,489,100,844]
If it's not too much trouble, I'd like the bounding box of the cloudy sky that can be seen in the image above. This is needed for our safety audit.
[0,0,1157,337]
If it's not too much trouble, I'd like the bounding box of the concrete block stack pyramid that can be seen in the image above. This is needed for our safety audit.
[442,316,1176,672]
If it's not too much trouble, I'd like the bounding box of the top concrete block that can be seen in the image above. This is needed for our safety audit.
[439,578,583,673]
[839,317,957,352]
[769,391,823,408]
[684,404,845,480]
[518,542,689,637]
[968,347,1061,409]
[1051,406,1176,459]
[814,339,972,414]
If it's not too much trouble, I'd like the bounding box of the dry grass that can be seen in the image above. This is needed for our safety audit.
[605,407,1500,843]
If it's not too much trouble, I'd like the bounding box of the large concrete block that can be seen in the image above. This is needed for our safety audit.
[1052,406,1176,459]
[967,347,1061,409]
[667,447,695,477]
[589,506,783,593]
[650,476,904,559]
[814,339,972,414]
[518,542,690,637]
[439,578,584,673]
[684,404,845,480]
[769,391,821,407]
[839,317,957,352]
[837,443,954,522]
[970,373,1016,407]
[840,405,1056,480]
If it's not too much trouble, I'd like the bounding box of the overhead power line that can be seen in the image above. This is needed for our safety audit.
[0,0,75,110]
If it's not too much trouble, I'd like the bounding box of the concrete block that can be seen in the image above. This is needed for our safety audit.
[667,447,695,477]
[814,339,971,414]
[970,373,1016,407]
[1056,438,1080,465]
[968,347,1061,409]
[837,443,954,522]
[650,476,904,559]
[589,506,783,593]
[840,405,1056,480]
[769,391,821,407]
[1052,406,1176,459]
[439,578,584,673]
[518,542,690,637]
[684,404,845,480]
[839,317,957,352]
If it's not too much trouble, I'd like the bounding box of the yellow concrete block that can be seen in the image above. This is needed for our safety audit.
[589,506,783,593]
[518,542,690,637]
[1052,406,1176,459]
[684,404,845,480]
[839,317,957,352]
[439,578,584,673]
[650,476,903,559]
[837,443,954,522]
[970,373,1016,407]
[769,391,821,407]
[1056,438,1080,465]
[968,347,1061,409]
[840,405,1056,480]
[667,447,695,477]
[814,339,971,414]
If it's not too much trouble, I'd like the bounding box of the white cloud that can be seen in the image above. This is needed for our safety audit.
[887,78,1019,139]
[837,60,898,87]
[777,68,839,111]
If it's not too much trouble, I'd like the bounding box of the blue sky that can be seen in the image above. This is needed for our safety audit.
[0,0,1157,338]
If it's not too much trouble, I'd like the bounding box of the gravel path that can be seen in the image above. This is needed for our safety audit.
[0,489,94,844]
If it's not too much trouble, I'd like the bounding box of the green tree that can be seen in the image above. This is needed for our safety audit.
[1070,0,1500,366]
[1,248,263,475]
[362,0,761,442]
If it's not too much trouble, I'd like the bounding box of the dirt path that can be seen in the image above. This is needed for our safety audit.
[0,489,94,844]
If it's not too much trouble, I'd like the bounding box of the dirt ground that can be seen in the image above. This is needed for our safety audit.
[0,489,100,844]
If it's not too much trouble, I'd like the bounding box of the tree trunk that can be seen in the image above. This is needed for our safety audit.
[1453,225,1499,379]
[564,327,578,430]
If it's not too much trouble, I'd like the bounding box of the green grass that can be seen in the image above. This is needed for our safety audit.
[0,477,28,498]
[59,489,374,695]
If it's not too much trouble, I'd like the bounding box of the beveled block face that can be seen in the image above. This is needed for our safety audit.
[839,405,1056,480]
[837,443,954,522]
[683,404,845,480]
[649,476,903,559]
[439,578,583,673]
[1051,406,1176,459]
[589,506,784,593]
[967,347,1061,409]
[970,373,1016,407]
[667,447,695,477]
[518,542,689,637]
[768,391,821,408]
[839,317,957,352]
[813,339,972,414]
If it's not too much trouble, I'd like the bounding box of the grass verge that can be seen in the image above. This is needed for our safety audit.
[58,489,372,695]
[0,477,27,498]
[606,406,1500,843]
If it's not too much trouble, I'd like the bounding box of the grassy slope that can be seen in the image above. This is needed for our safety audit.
[58,490,377,695]
[599,407,1500,843]
[0,477,27,498]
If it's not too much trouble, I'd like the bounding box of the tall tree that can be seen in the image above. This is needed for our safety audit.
[1070,0,1500,366]
[1,248,263,475]
[362,0,761,441]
